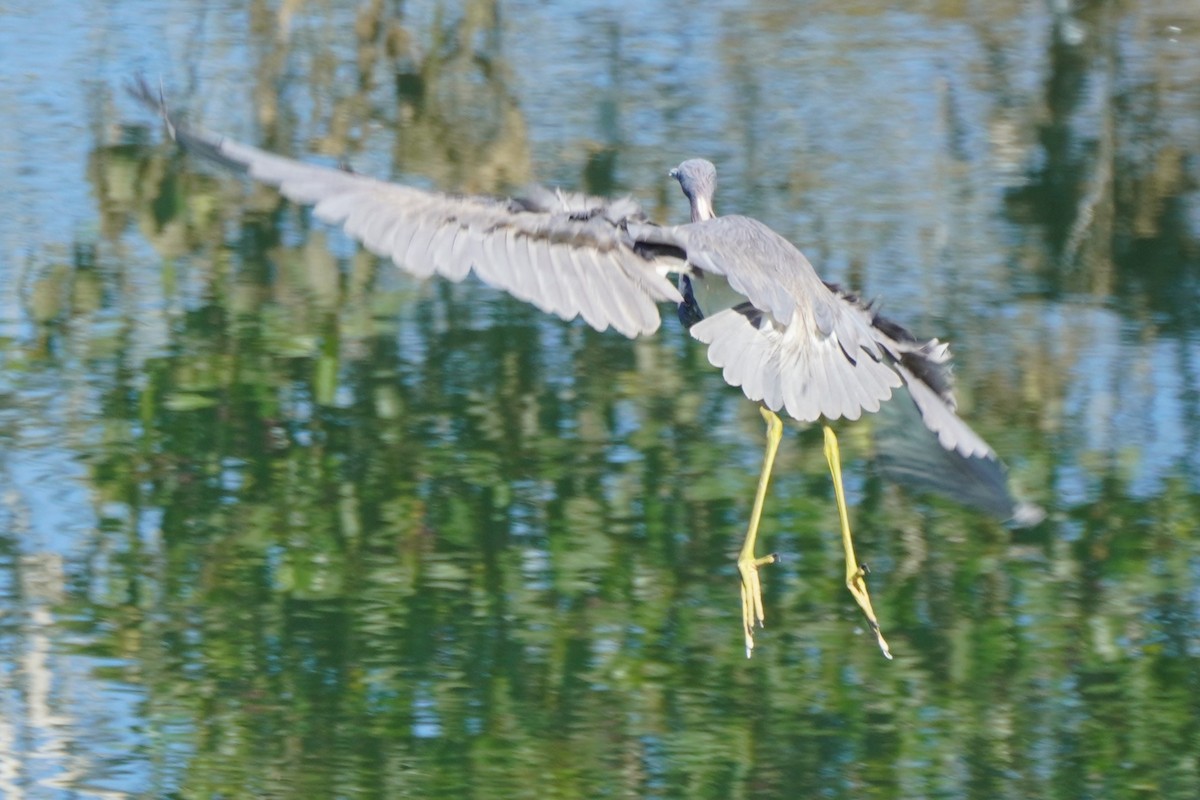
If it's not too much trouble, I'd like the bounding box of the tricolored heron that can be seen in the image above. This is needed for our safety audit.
[134,80,999,659]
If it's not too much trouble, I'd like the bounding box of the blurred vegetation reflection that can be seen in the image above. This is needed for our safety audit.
[2,0,1199,798]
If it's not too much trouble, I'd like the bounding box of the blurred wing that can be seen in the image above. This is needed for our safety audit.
[873,385,1043,525]
[136,83,682,338]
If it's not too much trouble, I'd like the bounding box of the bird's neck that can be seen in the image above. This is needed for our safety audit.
[690,194,715,222]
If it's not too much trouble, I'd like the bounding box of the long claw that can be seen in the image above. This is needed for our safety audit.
[847,566,893,659]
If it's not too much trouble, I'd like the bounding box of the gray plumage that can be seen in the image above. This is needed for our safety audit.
[648,160,993,460]
[133,82,995,463]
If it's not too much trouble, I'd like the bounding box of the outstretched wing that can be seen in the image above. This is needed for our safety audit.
[640,214,994,459]
[133,81,682,338]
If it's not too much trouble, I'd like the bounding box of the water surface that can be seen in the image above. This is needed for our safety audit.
[1,1,1198,797]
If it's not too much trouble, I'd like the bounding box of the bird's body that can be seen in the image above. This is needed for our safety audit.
[133,81,1005,658]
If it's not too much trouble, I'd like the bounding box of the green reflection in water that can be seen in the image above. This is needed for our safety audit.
[63,141,1200,800]
[2,0,1199,798]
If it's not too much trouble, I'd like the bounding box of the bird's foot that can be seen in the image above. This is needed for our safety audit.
[845,564,893,660]
[739,551,779,658]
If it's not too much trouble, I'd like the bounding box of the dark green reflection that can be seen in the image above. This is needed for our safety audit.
[10,1,1197,798]
[75,140,1200,800]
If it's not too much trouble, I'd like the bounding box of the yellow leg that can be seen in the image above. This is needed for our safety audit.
[823,425,892,659]
[738,407,783,658]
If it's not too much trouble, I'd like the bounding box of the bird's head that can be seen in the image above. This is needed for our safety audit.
[669,159,717,222]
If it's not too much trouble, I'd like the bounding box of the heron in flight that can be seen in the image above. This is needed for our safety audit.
[133,81,998,659]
